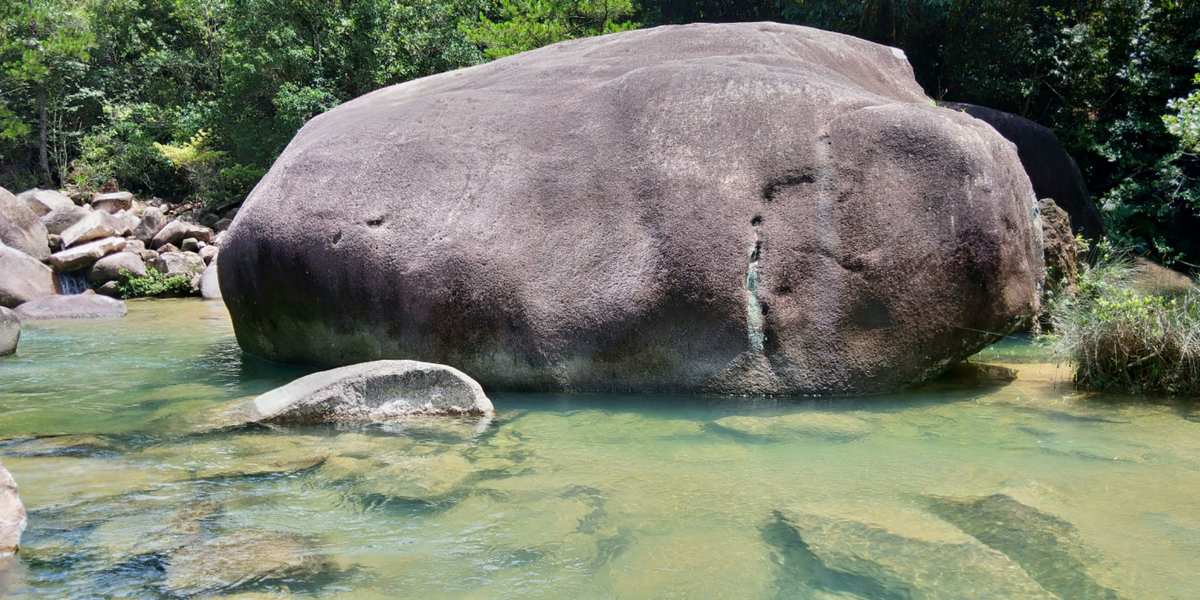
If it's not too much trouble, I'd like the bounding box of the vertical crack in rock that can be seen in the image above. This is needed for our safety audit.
[746,217,766,352]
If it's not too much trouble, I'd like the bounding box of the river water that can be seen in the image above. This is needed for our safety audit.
[0,299,1197,598]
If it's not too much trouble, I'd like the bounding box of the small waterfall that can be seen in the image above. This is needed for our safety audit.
[56,270,89,295]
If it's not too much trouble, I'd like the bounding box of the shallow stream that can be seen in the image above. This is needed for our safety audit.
[1,300,1198,598]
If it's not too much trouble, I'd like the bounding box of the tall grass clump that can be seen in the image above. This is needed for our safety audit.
[1048,251,1200,396]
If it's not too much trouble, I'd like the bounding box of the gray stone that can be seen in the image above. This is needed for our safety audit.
[157,242,179,254]
[47,236,127,272]
[214,217,234,231]
[40,204,90,235]
[0,243,54,308]
[131,206,167,242]
[15,292,127,320]
[90,190,133,213]
[137,248,159,264]
[250,360,494,425]
[95,280,122,298]
[0,462,24,555]
[46,233,61,251]
[60,211,132,248]
[87,252,147,285]
[221,23,1043,395]
[0,307,18,357]
[123,238,146,254]
[17,188,74,216]
[110,209,140,234]
[199,244,218,264]
[180,237,200,252]
[153,251,205,278]
[942,102,1103,240]
[200,261,221,300]
[0,187,50,261]
[151,219,213,249]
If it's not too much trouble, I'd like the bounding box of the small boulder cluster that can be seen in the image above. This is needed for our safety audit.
[0,185,229,353]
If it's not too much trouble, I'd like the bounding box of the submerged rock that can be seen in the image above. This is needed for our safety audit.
[15,292,127,320]
[320,451,474,504]
[0,462,25,555]
[163,529,335,597]
[765,508,1056,599]
[249,360,494,425]
[222,23,1043,395]
[0,307,18,357]
[0,186,50,260]
[925,494,1123,599]
[710,412,872,443]
[0,243,54,308]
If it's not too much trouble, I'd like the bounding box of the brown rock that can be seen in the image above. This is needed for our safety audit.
[220,23,1043,395]
[1038,198,1079,299]
[131,206,167,242]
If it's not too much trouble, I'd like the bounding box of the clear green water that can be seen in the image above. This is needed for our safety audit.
[1,300,1198,599]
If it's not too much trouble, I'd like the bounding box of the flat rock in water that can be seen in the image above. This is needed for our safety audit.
[710,412,872,442]
[250,360,494,425]
[47,236,127,271]
[0,462,25,555]
[0,307,18,357]
[319,451,473,503]
[15,292,127,320]
[0,186,50,260]
[221,22,1043,395]
[0,243,54,309]
[766,508,1057,599]
[163,529,334,597]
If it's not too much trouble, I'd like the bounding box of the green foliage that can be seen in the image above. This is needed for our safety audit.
[117,267,193,298]
[466,0,639,59]
[1047,250,1200,396]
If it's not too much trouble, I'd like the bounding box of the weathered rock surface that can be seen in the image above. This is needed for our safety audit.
[60,211,132,248]
[250,360,494,424]
[1131,258,1195,296]
[47,236,127,272]
[87,251,147,285]
[154,250,205,278]
[152,219,213,249]
[0,243,54,308]
[200,261,221,299]
[15,292,127,320]
[0,187,50,261]
[163,529,334,597]
[0,307,18,357]
[132,206,167,242]
[943,102,1103,240]
[222,23,1043,395]
[1038,198,1079,300]
[40,204,90,235]
[0,462,25,555]
[766,507,1058,599]
[199,244,218,264]
[90,190,133,213]
[17,188,74,216]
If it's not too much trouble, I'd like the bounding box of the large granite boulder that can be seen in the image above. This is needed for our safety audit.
[0,462,24,555]
[47,236,127,272]
[15,292,127,320]
[199,261,221,299]
[0,243,54,308]
[0,186,50,261]
[249,360,494,424]
[132,206,168,242]
[60,210,132,248]
[151,219,213,249]
[40,204,90,235]
[942,102,1103,239]
[87,251,147,285]
[0,307,18,357]
[221,23,1044,395]
[17,188,75,216]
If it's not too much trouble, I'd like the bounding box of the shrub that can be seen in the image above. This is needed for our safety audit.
[117,267,194,299]
[1047,251,1200,396]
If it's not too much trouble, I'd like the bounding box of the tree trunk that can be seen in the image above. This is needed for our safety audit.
[37,90,52,187]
